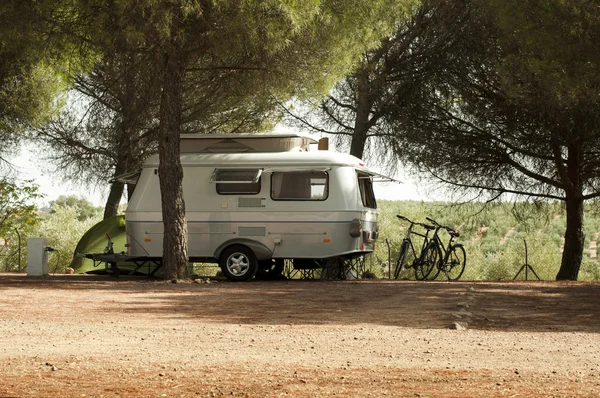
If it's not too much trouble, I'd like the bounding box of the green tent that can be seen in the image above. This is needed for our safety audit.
[69,215,159,275]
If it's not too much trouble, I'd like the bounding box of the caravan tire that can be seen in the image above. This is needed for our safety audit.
[219,245,258,282]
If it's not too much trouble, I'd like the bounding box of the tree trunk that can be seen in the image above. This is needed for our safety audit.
[350,120,369,159]
[103,181,124,219]
[556,193,584,280]
[127,183,136,201]
[349,72,372,159]
[157,50,188,280]
[104,159,127,219]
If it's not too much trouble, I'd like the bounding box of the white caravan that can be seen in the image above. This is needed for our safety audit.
[124,133,382,281]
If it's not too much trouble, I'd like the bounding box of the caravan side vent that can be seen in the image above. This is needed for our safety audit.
[238,226,267,237]
[238,197,266,208]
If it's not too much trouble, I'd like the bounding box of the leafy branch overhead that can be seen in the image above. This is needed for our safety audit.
[0,179,41,237]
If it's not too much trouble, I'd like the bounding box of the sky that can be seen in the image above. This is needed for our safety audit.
[7,140,437,209]
[8,147,109,207]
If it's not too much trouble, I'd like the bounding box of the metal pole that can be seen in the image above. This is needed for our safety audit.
[524,239,528,280]
[386,239,391,279]
[15,228,21,272]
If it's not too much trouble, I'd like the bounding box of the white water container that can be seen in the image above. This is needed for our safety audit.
[27,238,48,276]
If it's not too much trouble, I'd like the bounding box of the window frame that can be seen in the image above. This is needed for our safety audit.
[211,168,262,195]
[357,171,377,209]
[270,170,329,201]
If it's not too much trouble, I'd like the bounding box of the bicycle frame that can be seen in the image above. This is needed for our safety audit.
[431,229,456,264]
[396,215,434,269]
[426,217,461,276]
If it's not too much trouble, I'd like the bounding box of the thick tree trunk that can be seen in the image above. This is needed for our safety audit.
[104,158,127,219]
[127,183,136,201]
[349,72,372,159]
[157,50,188,280]
[555,141,585,280]
[556,193,584,280]
[350,121,369,159]
[103,181,124,219]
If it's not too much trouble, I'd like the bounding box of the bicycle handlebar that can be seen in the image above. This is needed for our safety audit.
[397,214,460,237]
[397,215,434,230]
[426,217,459,237]
[426,217,438,225]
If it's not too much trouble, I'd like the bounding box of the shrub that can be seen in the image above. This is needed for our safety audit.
[37,206,101,273]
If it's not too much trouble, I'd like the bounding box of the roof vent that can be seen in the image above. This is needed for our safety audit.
[318,137,329,150]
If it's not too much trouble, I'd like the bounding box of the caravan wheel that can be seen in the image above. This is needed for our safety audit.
[219,245,258,282]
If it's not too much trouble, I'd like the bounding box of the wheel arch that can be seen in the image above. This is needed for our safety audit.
[214,238,273,262]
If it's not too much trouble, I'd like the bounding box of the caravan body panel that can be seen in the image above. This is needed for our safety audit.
[126,151,378,261]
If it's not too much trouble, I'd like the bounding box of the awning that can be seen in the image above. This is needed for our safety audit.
[358,171,403,184]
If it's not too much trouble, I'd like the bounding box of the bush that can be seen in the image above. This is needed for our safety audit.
[0,179,42,272]
[37,206,101,273]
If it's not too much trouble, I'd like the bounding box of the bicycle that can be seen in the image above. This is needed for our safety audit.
[419,217,466,281]
[394,215,436,280]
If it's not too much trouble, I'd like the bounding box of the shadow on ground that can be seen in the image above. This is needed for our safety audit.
[1,274,599,332]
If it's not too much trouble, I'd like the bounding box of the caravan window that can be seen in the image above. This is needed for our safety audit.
[357,172,377,209]
[212,169,262,195]
[271,171,328,201]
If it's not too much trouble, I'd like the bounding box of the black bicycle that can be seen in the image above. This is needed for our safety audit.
[419,217,467,281]
[394,215,436,280]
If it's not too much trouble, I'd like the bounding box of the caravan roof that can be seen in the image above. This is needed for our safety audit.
[180,133,318,153]
[144,150,373,172]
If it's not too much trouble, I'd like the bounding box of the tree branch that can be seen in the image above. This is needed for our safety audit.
[424,166,565,201]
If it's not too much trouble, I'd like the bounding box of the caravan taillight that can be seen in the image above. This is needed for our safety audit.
[349,219,362,238]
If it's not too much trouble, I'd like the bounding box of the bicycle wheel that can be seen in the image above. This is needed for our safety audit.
[415,242,439,280]
[394,241,410,279]
[445,244,466,281]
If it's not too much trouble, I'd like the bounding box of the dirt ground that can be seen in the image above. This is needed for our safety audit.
[1,274,599,397]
